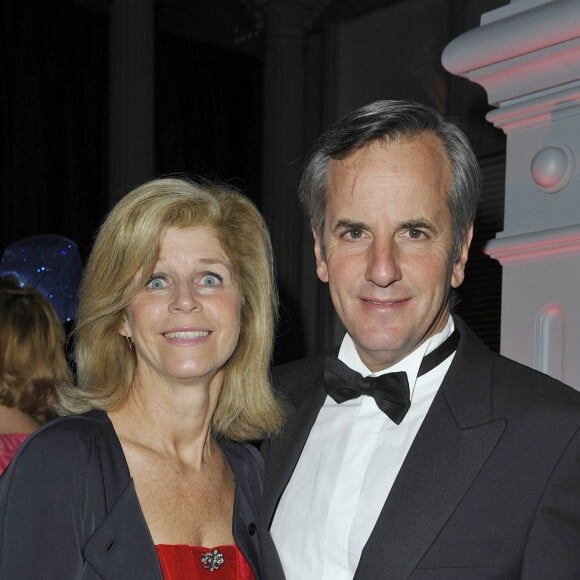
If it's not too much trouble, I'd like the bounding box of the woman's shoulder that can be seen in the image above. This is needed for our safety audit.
[218,440,265,514]
[26,408,109,439]
[219,439,264,494]
[220,439,263,468]
[6,410,114,473]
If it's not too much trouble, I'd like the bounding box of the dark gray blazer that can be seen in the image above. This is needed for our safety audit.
[262,316,580,579]
[0,410,283,580]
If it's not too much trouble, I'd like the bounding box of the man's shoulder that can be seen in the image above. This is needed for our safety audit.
[272,353,327,402]
[455,315,580,409]
[273,353,326,377]
[492,352,580,415]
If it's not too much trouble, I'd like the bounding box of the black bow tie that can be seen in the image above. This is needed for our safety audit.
[324,330,460,425]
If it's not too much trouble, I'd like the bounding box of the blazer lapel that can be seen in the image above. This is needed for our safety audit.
[83,479,162,579]
[356,319,506,580]
[262,361,327,528]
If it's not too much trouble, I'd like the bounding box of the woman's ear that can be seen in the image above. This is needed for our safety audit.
[117,313,131,338]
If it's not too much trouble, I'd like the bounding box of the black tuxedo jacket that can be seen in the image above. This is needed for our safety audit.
[262,316,580,579]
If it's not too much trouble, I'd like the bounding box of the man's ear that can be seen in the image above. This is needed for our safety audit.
[313,228,329,283]
[451,224,473,289]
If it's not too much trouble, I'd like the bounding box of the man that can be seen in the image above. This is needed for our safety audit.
[261,100,580,579]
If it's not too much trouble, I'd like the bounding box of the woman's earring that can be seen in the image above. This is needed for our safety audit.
[125,335,134,352]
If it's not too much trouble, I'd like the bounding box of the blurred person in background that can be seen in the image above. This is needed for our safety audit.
[0,276,72,473]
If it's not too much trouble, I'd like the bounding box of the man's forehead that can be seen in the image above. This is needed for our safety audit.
[326,135,450,196]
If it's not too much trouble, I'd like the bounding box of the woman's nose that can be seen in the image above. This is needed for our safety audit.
[169,282,201,313]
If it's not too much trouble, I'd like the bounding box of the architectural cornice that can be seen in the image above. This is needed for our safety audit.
[485,223,580,264]
[442,0,579,77]
[441,0,580,108]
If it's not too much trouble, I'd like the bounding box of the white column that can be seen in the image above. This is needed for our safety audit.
[109,0,156,204]
[442,0,580,389]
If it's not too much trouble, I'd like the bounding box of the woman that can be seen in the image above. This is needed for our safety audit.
[0,178,285,579]
[0,277,71,473]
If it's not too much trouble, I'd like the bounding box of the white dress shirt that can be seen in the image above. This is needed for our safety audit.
[271,316,456,580]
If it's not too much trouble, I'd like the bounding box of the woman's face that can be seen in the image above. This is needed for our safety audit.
[119,226,242,389]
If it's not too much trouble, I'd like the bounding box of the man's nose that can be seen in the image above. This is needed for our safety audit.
[365,238,402,287]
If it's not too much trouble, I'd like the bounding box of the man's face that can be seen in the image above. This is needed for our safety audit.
[314,134,472,372]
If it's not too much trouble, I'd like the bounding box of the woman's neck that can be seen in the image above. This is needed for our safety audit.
[107,376,222,468]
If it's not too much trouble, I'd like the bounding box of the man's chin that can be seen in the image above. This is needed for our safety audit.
[353,337,409,369]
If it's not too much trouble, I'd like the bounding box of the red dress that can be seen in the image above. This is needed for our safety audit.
[0,433,28,474]
[155,544,254,580]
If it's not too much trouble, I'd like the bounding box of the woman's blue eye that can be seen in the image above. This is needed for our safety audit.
[146,276,166,289]
[201,273,221,287]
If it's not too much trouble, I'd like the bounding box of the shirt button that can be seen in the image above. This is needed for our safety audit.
[248,523,256,536]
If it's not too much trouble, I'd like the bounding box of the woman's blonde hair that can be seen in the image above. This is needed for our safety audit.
[57,177,283,440]
[0,277,71,423]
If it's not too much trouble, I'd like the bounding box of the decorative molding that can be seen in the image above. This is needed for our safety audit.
[534,303,564,380]
[485,80,580,130]
[485,224,580,264]
[530,144,575,193]
[480,0,556,25]
[442,0,579,78]
[441,0,580,106]
[468,38,580,107]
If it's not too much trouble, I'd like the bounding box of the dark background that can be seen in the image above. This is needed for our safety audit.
[1,0,507,363]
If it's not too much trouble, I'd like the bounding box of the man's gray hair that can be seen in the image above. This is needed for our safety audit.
[298,100,481,260]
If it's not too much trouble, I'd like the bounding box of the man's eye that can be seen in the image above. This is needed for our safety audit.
[146,276,166,289]
[201,273,222,287]
[346,229,363,239]
[408,228,425,239]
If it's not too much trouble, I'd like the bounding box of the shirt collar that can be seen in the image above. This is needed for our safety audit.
[337,315,455,398]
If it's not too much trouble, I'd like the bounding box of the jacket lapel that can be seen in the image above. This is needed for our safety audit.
[83,479,162,579]
[262,360,327,528]
[356,318,506,580]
